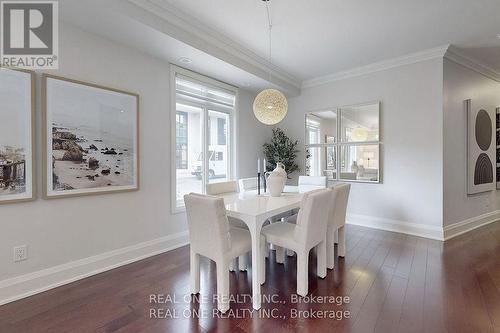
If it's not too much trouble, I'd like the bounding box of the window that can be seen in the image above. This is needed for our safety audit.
[171,66,237,211]
[217,117,226,145]
[176,111,188,169]
[305,102,381,184]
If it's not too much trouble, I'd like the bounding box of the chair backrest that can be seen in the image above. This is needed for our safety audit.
[206,180,239,195]
[294,188,333,249]
[238,177,258,192]
[184,193,231,258]
[298,176,327,193]
[329,183,351,229]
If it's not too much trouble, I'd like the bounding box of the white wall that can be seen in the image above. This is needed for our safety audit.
[443,59,500,227]
[236,90,272,178]
[0,23,267,303]
[281,58,444,229]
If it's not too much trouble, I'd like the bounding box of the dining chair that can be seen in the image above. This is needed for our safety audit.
[326,183,350,269]
[206,180,249,271]
[238,177,258,192]
[261,189,332,296]
[184,193,266,313]
[298,175,327,193]
[283,175,327,257]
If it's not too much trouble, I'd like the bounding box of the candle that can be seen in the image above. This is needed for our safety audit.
[258,158,261,173]
[263,158,266,172]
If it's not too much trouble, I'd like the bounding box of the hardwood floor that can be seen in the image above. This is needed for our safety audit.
[1,222,499,333]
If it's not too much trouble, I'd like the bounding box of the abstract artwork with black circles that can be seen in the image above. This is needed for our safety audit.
[474,153,494,185]
[475,109,492,151]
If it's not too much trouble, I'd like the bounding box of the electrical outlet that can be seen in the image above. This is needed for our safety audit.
[13,245,27,262]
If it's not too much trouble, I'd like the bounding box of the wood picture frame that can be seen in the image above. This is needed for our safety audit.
[42,74,140,198]
[0,67,36,204]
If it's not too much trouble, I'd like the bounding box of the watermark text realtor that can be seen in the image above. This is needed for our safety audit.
[1,0,58,69]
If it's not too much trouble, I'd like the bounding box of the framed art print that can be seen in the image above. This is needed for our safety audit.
[0,68,35,203]
[466,99,495,195]
[42,74,139,198]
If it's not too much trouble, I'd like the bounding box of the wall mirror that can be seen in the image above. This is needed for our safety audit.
[305,102,381,184]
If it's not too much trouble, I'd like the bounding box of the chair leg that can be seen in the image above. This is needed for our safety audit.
[296,251,309,296]
[190,250,200,294]
[287,249,295,256]
[326,226,335,270]
[317,239,327,279]
[216,260,230,313]
[265,242,269,258]
[338,226,346,257]
[239,254,248,271]
[334,229,339,244]
[260,241,266,285]
[275,246,285,264]
[229,258,237,272]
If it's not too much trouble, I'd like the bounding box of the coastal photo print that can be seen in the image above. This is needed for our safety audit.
[466,99,495,195]
[0,68,35,203]
[43,74,139,198]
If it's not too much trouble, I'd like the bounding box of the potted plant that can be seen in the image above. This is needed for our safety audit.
[263,128,299,178]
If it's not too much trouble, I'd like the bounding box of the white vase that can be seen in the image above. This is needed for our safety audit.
[265,163,287,197]
[273,162,287,181]
[265,172,284,197]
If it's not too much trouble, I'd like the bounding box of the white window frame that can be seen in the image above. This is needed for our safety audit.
[170,65,238,213]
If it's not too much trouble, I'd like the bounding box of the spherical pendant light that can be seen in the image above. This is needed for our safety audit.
[253,88,288,125]
[253,0,288,126]
[351,127,368,142]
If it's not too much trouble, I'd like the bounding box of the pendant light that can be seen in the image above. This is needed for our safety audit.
[253,0,288,125]
[351,127,368,142]
[351,107,368,141]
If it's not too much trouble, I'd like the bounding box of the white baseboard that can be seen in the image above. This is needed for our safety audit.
[347,214,444,240]
[0,231,189,306]
[443,210,500,241]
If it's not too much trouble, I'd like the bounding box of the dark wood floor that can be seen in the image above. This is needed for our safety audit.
[1,222,499,333]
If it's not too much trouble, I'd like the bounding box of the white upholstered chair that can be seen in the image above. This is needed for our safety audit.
[184,193,265,313]
[284,176,327,256]
[298,176,327,193]
[326,183,350,269]
[206,180,248,271]
[206,180,239,196]
[261,189,332,296]
[238,177,259,192]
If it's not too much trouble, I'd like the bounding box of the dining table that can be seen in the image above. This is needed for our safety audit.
[217,185,302,310]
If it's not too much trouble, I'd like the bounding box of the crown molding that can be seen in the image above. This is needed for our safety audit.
[444,45,500,83]
[124,0,301,95]
[302,45,450,89]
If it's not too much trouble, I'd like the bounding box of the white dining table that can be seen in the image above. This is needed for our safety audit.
[217,185,302,310]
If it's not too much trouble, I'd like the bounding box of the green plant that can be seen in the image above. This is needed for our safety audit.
[263,128,300,177]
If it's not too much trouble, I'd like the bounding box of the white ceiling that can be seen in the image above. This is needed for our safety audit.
[160,0,500,80]
[60,0,500,94]
[59,0,285,94]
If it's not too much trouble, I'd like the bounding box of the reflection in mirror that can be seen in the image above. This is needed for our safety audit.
[305,146,337,185]
[340,103,379,142]
[305,110,337,144]
[340,144,379,182]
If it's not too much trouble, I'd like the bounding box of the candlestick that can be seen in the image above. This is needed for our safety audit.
[258,158,261,173]
[257,172,261,195]
[263,171,267,193]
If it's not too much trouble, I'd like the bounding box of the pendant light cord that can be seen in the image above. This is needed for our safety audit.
[265,0,272,82]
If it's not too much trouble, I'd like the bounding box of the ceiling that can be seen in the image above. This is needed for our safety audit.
[160,0,500,80]
[59,0,285,94]
[60,0,500,94]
